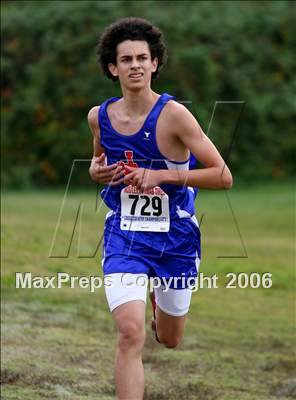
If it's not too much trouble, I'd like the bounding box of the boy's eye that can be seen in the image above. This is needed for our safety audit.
[121,56,147,62]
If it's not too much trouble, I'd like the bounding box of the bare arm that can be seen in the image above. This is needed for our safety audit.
[88,106,105,157]
[124,102,233,190]
[88,106,124,185]
[160,102,233,189]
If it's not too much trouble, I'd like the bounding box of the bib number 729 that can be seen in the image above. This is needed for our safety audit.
[120,186,170,232]
[129,194,162,216]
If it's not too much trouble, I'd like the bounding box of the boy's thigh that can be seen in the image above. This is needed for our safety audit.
[155,305,187,342]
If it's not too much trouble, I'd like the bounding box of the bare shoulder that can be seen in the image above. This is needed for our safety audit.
[165,100,195,122]
[164,100,198,130]
[87,106,100,131]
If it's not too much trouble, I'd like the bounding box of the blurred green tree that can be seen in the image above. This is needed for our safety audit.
[1,1,295,187]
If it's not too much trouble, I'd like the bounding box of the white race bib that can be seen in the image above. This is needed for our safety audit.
[120,185,170,232]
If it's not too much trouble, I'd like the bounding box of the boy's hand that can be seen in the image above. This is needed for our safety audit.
[89,153,125,185]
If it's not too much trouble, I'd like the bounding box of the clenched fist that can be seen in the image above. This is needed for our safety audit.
[89,153,125,186]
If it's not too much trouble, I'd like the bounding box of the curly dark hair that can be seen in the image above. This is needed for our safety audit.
[97,17,167,81]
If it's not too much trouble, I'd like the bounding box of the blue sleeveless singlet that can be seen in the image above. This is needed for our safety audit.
[98,93,201,286]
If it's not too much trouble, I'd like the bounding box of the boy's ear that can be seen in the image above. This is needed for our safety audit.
[152,57,158,73]
[108,63,118,77]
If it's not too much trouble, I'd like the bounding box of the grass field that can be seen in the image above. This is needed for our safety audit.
[1,183,295,400]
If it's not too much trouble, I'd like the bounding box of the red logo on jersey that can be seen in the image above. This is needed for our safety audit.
[118,150,138,174]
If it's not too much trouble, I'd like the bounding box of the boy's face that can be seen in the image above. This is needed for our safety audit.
[108,40,158,89]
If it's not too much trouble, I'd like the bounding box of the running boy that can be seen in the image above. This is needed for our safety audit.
[88,17,232,400]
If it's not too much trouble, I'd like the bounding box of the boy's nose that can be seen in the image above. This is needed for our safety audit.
[131,58,140,68]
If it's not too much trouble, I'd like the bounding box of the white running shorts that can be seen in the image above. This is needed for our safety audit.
[104,273,193,317]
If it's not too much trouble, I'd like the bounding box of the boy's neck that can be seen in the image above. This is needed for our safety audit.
[120,87,159,118]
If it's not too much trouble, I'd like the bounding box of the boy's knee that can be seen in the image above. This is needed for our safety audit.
[118,320,146,352]
[158,334,181,349]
